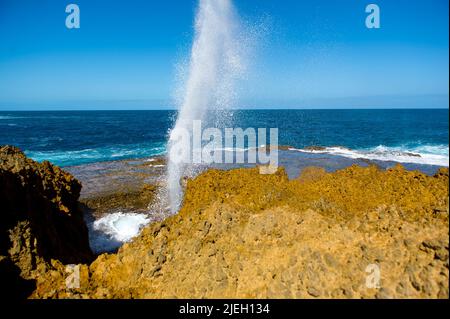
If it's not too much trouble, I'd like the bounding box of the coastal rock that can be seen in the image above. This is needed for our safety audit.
[303,145,327,151]
[0,146,93,298]
[32,163,448,299]
[81,184,157,217]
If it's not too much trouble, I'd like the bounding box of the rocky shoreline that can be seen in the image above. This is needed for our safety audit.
[0,146,93,299]
[1,145,448,299]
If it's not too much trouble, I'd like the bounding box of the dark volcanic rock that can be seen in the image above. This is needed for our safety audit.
[0,145,93,298]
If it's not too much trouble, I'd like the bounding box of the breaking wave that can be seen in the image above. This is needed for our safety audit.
[292,144,449,167]
[89,212,150,253]
[25,143,166,167]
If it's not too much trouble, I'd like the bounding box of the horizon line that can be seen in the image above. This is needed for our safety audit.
[0,107,449,112]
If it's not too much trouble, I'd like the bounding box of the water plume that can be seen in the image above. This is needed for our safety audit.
[166,0,246,213]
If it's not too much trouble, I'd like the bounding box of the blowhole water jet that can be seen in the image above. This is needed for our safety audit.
[166,0,247,213]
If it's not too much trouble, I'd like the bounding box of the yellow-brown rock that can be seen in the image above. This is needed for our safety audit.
[32,164,449,299]
[0,146,93,299]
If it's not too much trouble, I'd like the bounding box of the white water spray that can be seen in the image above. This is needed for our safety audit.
[167,0,246,213]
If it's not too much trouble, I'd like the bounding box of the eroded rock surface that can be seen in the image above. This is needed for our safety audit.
[0,146,93,299]
[32,164,449,299]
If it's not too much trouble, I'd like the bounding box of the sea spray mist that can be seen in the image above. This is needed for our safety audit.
[166,0,246,213]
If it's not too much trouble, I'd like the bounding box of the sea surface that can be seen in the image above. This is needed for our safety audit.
[2,109,448,253]
[1,109,448,167]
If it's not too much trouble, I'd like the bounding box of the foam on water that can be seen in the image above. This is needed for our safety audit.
[89,212,150,253]
[294,144,449,167]
[25,143,166,167]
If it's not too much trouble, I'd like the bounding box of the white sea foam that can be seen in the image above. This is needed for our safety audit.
[293,144,449,167]
[25,144,166,167]
[89,212,150,253]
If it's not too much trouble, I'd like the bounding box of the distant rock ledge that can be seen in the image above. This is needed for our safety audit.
[0,145,93,299]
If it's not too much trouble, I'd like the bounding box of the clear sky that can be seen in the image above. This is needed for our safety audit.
[0,0,448,110]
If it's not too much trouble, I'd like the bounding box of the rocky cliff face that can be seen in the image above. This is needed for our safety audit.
[32,164,449,299]
[0,146,93,299]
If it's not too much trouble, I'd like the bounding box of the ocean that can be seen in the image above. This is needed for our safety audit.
[0,109,448,168]
[3,108,447,253]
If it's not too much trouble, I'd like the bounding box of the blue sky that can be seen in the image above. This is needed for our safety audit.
[0,0,448,110]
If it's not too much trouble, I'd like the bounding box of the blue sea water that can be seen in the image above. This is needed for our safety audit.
[0,109,448,167]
